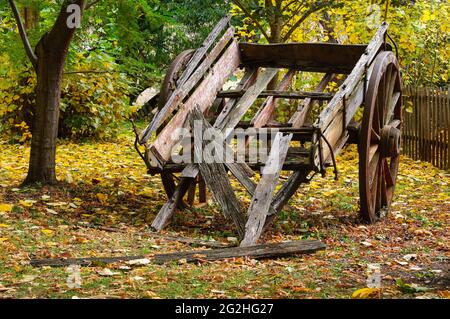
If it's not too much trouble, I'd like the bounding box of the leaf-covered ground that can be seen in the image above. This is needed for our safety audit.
[0,127,449,299]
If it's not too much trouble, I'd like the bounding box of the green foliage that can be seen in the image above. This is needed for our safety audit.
[0,52,131,141]
[59,53,132,139]
[0,0,230,141]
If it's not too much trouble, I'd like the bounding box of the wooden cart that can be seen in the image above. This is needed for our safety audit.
[135,16,402,247]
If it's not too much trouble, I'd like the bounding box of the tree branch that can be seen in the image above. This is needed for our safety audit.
[85,0,101,10]
[233,0,271,41]
[8,0,38,69]
[282,2,332,42]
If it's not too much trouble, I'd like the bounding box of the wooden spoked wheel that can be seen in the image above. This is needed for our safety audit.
[359,51,402,223]
[157,49,206,206]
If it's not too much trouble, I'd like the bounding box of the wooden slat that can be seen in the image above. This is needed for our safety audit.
[216,68,279,132]
[177,15,232,87]
[313,24,389,166]
[402,86,450,170]
[30,240,326,266]
[251,70,296,128]
[289,73,334,128]
[217,90,333,100]
[149,40,241,166]
[240,42,368,73]
[318,24,388,129]
[447,87,450,170]
[191,108,246,238]
[140,27,236,144]
[241,133,293,247]
[153,240,326,264]
[151,177,193,231]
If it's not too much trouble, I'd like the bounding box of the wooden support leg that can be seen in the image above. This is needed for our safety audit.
[241,133,293,247]
[198,175,207,204]
[264,170,309,230]
[191,108,247,238]
[187,180,197,206]
[151,177,193,231]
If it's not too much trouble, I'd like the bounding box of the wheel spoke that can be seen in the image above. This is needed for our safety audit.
[389,119,401,129]
[371,128,381,143]
[369,151,380,187]
[376,160,384,213]
[386,92,401,123]
[383,159,395,186]
[368,144,379,163]
[384,68,396,123]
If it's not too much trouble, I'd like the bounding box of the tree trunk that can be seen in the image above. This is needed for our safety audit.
[23,0,85,185]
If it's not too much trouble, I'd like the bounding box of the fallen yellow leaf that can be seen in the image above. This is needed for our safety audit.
[41,229,54,236]
[0,224,10,228]
[0,237,9,242]
[19,200,36,208]
[96,193,108,205]
[0,203,13,213]
[352,288,380,299]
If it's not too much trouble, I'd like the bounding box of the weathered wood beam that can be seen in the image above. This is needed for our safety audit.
[153,240,326,264]
[239,42,368,73]
[177,15,232,87]
[251,70,296,128]
[30,241,326,267]
[30,256,145,267]
[191,108,246,238]
[216,68,279,132]
[314,23,388,166]
[217,90,333,101]
[289,73,334,128]
[149,40,241,166]
[139,27,236,145]
[241,133,293,247]
[151,177,194,231]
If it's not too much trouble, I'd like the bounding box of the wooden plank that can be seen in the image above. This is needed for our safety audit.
[153,240,326,264]
[218,90,333,100]
[151,177,194,231]
[177,15,232,87]
[180,68,259,179]
[447,87,450,170]
[213,68,259,128]
[216,68,279,132]
[318,23,388,129]
[191,108,246,238]
[198,175,207,203]
[30,256,145,267]
[289,73,334,128]
[313,23,388,166]
[414,87,418,160]
[240,42,368,73]
[139,27,236,144]
[241,133,293,247]
[149,40,241,166]
[30,241,325,267]
[251,70,296,128]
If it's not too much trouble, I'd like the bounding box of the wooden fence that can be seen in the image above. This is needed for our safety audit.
[402,87,450,170]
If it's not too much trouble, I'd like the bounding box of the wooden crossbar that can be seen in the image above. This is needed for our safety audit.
[218,90,333,100]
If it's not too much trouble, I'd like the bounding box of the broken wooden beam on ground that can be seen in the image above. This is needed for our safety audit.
[153,240,326,264]
[30,240,325,267]
[30,256,145,268]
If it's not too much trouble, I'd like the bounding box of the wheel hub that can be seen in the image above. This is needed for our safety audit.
[380,125,401,158]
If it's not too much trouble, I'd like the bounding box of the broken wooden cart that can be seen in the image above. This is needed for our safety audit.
[135,16,402,247]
